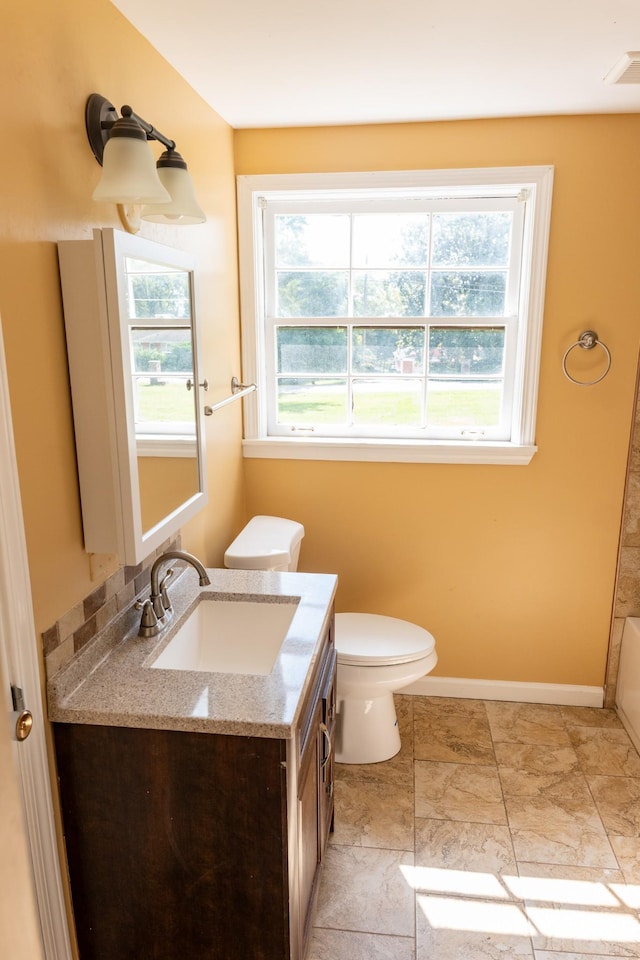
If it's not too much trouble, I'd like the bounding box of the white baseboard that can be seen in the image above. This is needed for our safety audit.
[402,675,604,707]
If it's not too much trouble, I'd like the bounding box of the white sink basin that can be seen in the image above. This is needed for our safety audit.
[150,597,299,675]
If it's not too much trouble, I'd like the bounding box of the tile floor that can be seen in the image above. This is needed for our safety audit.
[308,695,640,960]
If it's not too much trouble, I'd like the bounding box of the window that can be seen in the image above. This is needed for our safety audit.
[237,167,553,464]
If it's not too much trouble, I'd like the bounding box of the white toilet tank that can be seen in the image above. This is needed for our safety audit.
[224,516,305,572]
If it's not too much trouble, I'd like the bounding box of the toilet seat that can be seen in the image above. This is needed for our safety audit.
[335,613,436,667]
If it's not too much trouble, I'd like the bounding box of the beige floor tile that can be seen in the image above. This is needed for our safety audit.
[336,753,414,786]
[560,706,623,728]
[526,900,640,956]
[414,696,489,718]
[511,862,626,915]
[494,742,580,776]
[533,949,638,960]
[568,727,640,777]
[396,694,414,747]
[517,861,640,953]
[515,860,625,888]
[486,702,570,746]
[333,777,414,849]
[535,953,639,960]
[415,760,507,824]
[505,796,618,868]
[610,836,640,883]
[416,894,535,959]
[414,818,517,881]
[314,844,415,937]
[414,705,495,765]
[307,928,415,960]
[495,743,590,800]
[588,776,640,837]
[517,862,640,954]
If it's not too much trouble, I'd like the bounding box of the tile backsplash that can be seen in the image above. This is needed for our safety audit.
[42,536,180,680]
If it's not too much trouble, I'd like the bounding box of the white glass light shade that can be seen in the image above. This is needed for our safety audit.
[140,165,206,224]
[92,136,171,204]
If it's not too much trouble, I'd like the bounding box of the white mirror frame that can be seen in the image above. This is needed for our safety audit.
[58,228,208,565]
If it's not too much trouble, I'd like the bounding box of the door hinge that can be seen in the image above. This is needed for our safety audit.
[11,684,25,712]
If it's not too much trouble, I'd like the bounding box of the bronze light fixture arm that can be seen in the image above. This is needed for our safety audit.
[122,105,176,153]
[85,93,178,166]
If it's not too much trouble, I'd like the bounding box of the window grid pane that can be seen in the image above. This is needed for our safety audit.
[431,212,512,267]
[276,378,348,425]
[425,381,503,428]
[273,323,506,432]
[272,211,513,322]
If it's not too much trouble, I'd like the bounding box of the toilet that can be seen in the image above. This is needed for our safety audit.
[334,613,437,764]
[223,515,305,572]
[224,516,438,765]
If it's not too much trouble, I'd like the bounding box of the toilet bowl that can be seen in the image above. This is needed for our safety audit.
[334,613,437,764]
[224,516,438,765]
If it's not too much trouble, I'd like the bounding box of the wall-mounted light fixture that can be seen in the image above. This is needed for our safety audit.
[85,93,206,232]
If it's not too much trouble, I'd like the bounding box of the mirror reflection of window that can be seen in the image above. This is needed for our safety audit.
[122,257,197,444]
[130,327,196,439]
[123,257,199,537]
[125,257,191,320]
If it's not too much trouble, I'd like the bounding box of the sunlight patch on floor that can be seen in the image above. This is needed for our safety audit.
[400,865,508,899]
[526,905,640,942]
[503,874,622,907]
[610,882,640,909]
[409,866,640,945]
[417,895,536,936]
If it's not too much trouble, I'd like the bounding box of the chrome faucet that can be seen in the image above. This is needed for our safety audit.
[137,550,211,637]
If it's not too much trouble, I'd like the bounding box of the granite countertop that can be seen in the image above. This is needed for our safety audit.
[47,567,338,739]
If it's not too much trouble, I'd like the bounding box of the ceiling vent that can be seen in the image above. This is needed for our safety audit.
[604,51,640,84]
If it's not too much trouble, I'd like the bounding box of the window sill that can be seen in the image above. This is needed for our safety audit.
[242,437,537,465]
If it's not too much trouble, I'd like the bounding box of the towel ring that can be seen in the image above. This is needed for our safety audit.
[562,330,611,386]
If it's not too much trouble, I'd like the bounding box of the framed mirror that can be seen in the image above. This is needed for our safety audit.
[58,229,208,565]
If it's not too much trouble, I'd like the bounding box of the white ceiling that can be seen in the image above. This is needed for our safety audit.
[111,0,640,128]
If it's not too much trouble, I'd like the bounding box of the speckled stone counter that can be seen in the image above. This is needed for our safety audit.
[47,567,338,739]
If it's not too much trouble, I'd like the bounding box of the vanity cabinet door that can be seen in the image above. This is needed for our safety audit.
[298,694,322,951]
[296,627,336,956]
[319,649,337,852]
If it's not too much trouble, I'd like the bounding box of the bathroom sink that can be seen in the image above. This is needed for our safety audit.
[150,597,299,675]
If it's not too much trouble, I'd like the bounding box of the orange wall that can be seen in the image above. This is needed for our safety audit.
[235,116,640,686]
[1,0,244,638]
[2,0,638,692]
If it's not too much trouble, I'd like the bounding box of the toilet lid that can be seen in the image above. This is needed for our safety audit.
[335,613,436,666]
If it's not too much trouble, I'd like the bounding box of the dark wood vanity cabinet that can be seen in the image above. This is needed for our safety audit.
[297,642,337,947]
[53,619,336,960]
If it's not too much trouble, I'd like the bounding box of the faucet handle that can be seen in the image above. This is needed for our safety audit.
[135,598,159,637]
[159,567,175,614]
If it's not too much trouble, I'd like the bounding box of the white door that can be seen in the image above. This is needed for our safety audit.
[0,317,73,960]
[0,658,44,958]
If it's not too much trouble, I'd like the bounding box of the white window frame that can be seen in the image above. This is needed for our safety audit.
[237,166,554,465]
